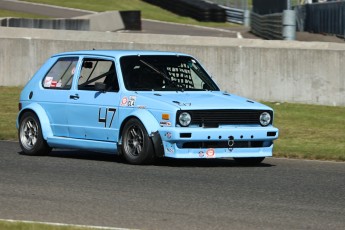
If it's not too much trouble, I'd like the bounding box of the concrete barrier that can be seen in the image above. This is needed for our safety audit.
[0,17,90,30]
[0,27,344,106]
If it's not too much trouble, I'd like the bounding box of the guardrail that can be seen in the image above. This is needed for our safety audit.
[251,12,283,40]
[251,10,296,40]
[219,5,249,25]
[205,0,249,25]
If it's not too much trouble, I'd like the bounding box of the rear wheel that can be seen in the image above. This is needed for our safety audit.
[233,157,265,166]
[121,118,155,165]
[18,111,51,155]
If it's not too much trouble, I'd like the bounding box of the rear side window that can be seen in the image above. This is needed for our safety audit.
[78,58,119,92]
[43,57,78,89]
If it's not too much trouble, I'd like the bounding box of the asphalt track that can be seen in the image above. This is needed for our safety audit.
[0,140,344,230]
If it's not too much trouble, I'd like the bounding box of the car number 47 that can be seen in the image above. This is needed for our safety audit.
[98,107,116,128]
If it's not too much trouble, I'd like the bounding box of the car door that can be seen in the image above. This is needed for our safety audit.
[39,56,78,137]
[66,56,121,142]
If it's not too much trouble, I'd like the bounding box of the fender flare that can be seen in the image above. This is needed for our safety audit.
[17,103,53,140]
[127,109,161,134]
[121,109,164,157]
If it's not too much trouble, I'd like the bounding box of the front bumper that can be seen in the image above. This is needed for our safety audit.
[158,126,278,159]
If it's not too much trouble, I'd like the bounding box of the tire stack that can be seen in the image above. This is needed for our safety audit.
[142,0,226,22]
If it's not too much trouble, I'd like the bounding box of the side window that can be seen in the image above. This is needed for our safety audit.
[78,58,119,92]
[43,57,78,89]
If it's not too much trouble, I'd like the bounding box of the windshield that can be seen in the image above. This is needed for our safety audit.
[120,55,219,91]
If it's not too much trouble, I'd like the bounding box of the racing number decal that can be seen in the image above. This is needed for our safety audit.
[98,107,116,128]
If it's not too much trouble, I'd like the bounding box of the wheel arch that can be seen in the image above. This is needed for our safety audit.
[17,103,53,140]
[118,109,163,157]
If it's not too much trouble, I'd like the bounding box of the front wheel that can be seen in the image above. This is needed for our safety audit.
[233,157,265,166]
[121,118,155,165]
[18,111,51,155]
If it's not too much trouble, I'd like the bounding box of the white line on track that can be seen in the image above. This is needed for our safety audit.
[0,219,139,230]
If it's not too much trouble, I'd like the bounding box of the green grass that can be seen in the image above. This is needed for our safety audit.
[266,102,345,161]
[0,87,21,141]
[1,87,344,161]
[0,220,107,230]
[22,0,234,28]
[0,9,49,18]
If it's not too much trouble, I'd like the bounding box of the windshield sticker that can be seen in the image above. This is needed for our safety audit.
[56,80,62,88]
[43,76,53,87]
[50,80,57,87]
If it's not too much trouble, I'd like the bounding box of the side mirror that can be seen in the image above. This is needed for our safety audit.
[95,82,106,92]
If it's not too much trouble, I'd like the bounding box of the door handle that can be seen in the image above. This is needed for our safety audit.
[69,94,79,100]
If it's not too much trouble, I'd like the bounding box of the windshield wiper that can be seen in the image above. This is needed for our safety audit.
[139,59,185,90]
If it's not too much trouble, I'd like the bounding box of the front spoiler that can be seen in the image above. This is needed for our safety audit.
[162,143,274,159]
[158,126,278,159]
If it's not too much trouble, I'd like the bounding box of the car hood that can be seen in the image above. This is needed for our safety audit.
[135,91,272,111]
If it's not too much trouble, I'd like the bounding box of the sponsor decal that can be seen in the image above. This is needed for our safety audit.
[166,147,174,153]
[137,105,146,109]
[199,151,204,158]
[160,121,172,127]
[165,132,172,139]
[128,96,136,106]
[206,148,215,158]
[120,96,128,106]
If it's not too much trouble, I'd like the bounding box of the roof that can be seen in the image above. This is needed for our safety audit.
[52,50,189,59]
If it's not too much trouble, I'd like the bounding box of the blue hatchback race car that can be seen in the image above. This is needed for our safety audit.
[17,50,278,165]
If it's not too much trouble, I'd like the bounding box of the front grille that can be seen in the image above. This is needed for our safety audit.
[177,110,273,126]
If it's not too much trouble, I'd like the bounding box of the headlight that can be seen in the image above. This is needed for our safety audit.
[179,112,191,127]
[259,112,271,126]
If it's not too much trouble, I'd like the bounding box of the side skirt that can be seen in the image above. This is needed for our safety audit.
[47,137,118,154]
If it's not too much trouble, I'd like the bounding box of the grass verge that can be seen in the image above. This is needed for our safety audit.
[0,220,110,230]
[266,102,345,161]
[0,87,21,141]
[0,9,49,18]
[1,87,344,161]
[22,0,234,28]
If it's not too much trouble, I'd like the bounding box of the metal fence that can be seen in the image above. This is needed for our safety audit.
[206,0,249,24]
[251,12,284,39]
[304,1,345,37]
[251,0,296,40]
[205,0,248,10]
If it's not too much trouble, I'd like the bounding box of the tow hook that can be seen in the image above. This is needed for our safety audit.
[228,136,235,147]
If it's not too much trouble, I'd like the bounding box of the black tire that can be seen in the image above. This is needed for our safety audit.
[18,111,52,155]
[121,118,155,165]
[233,157,265,166]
